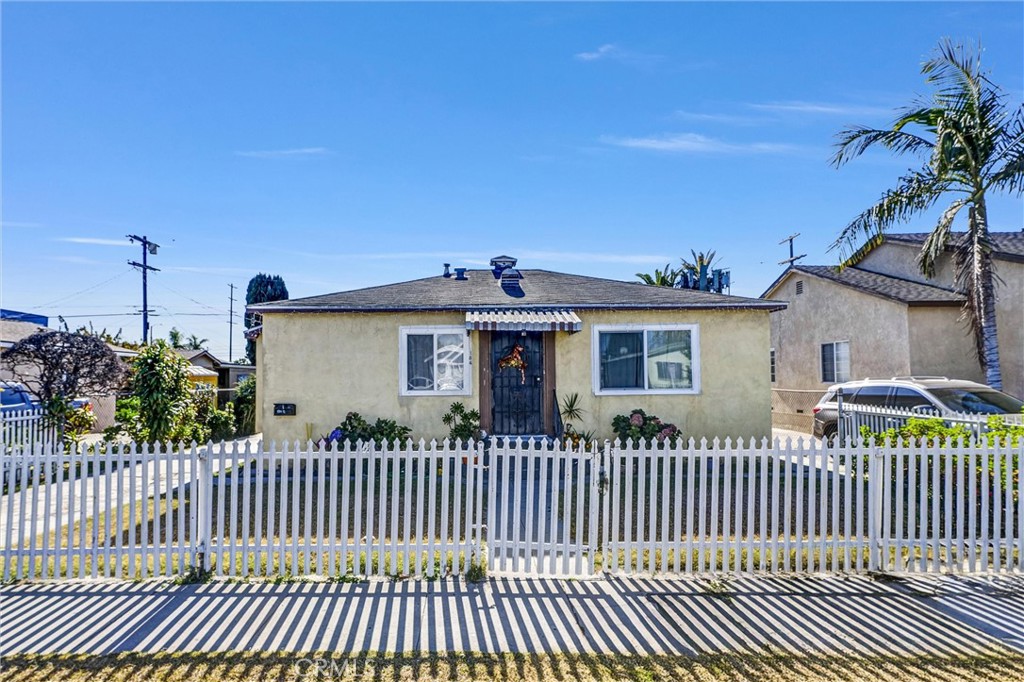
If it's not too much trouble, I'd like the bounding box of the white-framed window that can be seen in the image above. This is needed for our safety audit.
[821,341,850,383]
[592,324,700,395]
[399,326,471,396]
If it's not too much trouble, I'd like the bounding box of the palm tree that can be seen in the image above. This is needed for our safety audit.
[168,327,185,349]
[830,39,1024,389]
[636,263,681,287]
[185,334,208,351]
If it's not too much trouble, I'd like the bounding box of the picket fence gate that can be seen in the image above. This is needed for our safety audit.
[0,436,1020,581]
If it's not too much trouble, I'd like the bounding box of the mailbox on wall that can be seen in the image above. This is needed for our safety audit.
[273,403,297,416]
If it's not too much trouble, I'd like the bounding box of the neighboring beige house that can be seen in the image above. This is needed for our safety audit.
[762,231,1024,430]
[248,256,785,443]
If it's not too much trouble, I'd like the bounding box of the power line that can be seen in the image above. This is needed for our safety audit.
[151,280,232,315]
[31,269,135,309]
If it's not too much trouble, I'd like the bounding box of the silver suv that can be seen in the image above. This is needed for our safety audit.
[812,376,1023,439]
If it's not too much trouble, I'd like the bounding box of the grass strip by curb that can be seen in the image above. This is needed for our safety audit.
[2,650,1024,682]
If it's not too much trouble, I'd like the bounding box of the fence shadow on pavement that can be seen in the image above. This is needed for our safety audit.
[2,575,1021,658]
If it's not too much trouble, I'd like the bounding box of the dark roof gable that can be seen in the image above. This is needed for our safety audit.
[761,265,964,305]
[251,269,785,313]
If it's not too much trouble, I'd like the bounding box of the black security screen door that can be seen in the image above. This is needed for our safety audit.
[491,331,544,435]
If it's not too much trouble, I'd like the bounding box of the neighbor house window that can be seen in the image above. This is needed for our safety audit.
[400,326,471,396]
[770,348,776,383]
[592,324,700,395]
[821,341,850,383]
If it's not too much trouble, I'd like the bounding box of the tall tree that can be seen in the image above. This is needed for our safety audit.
[168,327,185,349]
[245,273,289,363]
[185,334,208,350]
[2,331,127,439]
[830,39,1024,389]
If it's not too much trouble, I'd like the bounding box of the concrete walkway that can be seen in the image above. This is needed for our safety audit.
[2,574,1021,656]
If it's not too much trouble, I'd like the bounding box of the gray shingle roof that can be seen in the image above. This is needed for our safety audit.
[886,231,1024,262]
[250,269,785,313]
[792,266,964,305]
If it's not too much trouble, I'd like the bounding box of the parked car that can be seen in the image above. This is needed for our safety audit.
[812,376,1024,439]
[0,381,38,411]
[0,382,91,412]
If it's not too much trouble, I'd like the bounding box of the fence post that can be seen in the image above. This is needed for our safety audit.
[194,445,211,575]
[867,439,884,571]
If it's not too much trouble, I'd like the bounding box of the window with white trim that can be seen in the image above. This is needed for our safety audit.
[821,341,850,383]
[592,324,700,395]
[399,326,471,396]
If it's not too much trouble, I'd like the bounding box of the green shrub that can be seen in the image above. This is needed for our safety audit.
[104,396,148,443]
[321,411,412,447]
[63,404,97,446]
[611,408,679,446]
[233,376,256,436]
[442,402,481,442]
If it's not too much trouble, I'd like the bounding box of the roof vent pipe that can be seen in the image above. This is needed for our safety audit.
[442,263,451,278]
[454,268,468,281]
[490,255,518,279]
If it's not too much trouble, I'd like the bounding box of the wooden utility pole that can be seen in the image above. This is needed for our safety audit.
[228,283,236,361]
[127,234,160,343]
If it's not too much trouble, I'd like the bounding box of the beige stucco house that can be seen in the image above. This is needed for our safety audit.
[248,257,784,444]
[762,231,1023,430]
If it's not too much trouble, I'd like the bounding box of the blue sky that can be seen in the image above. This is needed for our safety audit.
[2,2,1022,360]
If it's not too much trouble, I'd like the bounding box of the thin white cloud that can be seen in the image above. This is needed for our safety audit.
[1,221,42,229]
[672,110,764,126]
[55,237,134,247]
[234,147,331,159]
[575,44,619,61]
[601,132,795,155]
[574,43,664,67]
[748,101,894,118]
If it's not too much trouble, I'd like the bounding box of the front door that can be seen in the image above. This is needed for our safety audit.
[491,331,545,435]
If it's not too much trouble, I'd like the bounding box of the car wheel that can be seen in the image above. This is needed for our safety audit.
[823,424,838,442]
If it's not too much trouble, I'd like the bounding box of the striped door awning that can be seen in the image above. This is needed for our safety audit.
[465,309,582,332]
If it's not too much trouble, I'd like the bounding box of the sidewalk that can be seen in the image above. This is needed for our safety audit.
[2,574,1021,657]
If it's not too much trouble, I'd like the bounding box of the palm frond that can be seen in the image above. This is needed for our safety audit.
[831,126,934,167]
[829,169,945,256]
[916,199,966,278]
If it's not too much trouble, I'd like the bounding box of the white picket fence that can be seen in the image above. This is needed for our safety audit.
[838,402,1022,442]
[603,437,1022,575]
[1,407,55,449]
[2,408,57,489]
[0,437,1020,581]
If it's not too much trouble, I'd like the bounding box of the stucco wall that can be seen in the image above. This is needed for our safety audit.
[858,242,1023,398]
[995,262,1023,399]
[768,273,913,389]
[906,307,984,383]
[858,242,955,287]
[257,308,773,443]
[258,312,480,444]
[554,309,772,442]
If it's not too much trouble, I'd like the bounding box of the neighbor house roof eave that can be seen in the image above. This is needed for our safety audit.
[249,302,788,314]
[763,266,963,306]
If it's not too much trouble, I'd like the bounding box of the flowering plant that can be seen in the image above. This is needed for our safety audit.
[611,408,679,446]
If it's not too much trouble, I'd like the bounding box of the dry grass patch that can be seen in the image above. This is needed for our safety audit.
[2,651,1024,682]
